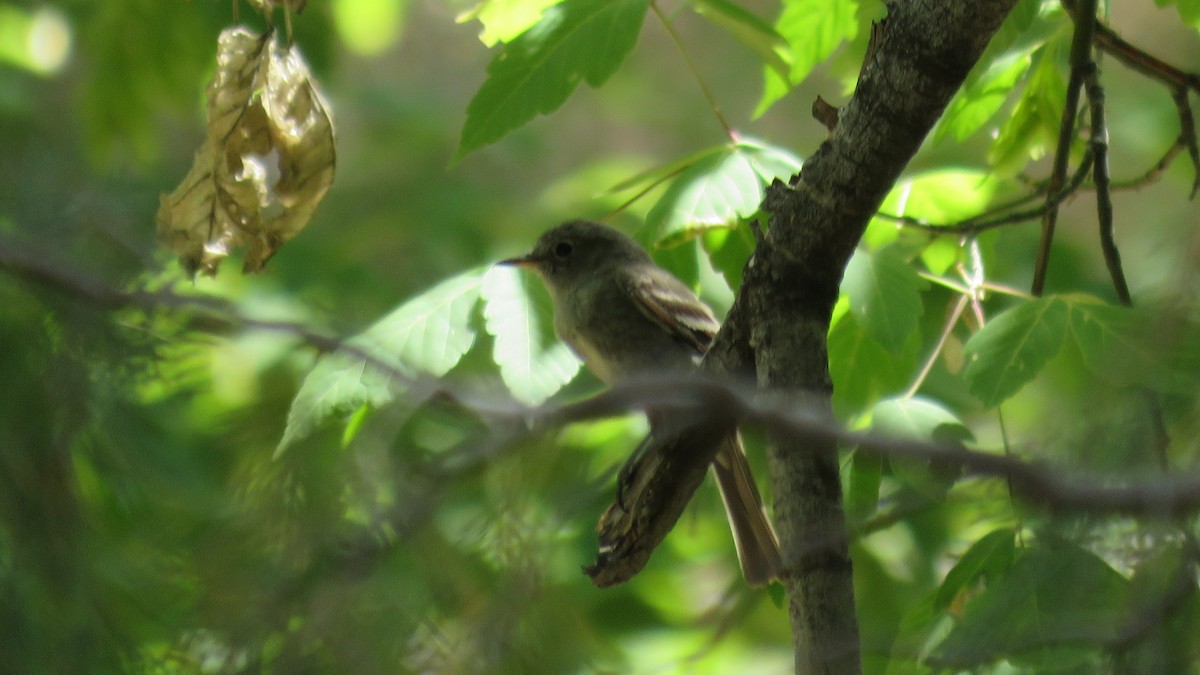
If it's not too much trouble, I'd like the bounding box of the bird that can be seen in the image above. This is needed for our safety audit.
[499,220,782,586]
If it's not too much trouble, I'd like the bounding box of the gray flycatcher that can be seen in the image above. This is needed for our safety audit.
[499,220,782,586]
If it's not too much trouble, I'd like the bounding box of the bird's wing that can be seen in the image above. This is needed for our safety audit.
[621,265,720,355]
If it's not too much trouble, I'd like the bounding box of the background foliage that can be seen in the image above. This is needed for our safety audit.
[1,0,1198,672]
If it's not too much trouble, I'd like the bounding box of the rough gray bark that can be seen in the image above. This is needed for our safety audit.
[707,1,1020,672]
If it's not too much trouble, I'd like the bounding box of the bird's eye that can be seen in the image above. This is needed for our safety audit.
[554,241,574,258]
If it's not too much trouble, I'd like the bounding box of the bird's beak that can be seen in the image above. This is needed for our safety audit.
[497,254,539,269]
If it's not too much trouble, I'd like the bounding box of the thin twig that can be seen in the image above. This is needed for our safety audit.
[904,294,968,398]
[1172,88,1200,199]
[877,150,1094,235]
[1032,0,1097,296]
[1084,63,1131,305]
[1103,141,1184,192]
[1061,0,1200,196]
[650,1,735,139]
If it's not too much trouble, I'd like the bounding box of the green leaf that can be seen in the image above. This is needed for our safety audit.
[1122,543,1200,674]
[457,0,649,158]
[846,449,882,520]
[688,0,789,79]
[864,168,998,250]
[870,396,971,499]
[481,266,582,406]
[828,312,919,417]
[1067,299,1200,395]
[932,0,1048,143]
[459,0,564,46]
[935,528,1016,610]
[644,140,801,246]
[963,297,1068,408]
[932,540,1128,667]
[702,223,756,290]
[278,350,398,454]
[935,54,1032,143]
[841,246,927,353]
[1155,0,1200,31]
[988,41,1068,174]
[754,0,861,117]
[871,397,972,443]
[278,271,483,453]
[605,146,726,195]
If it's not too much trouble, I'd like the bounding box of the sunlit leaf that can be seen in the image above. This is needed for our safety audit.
[644,140,801,246]
[332,0,408,55]
[156,28,336,277]
[933,0,1049,143]
[988,41,1067,175]
[963,297,1068,408]
[481,266,581,406]
[457,0,649,158]
[754,0,861,117]
[702,223,756,290]
[842,246,928,353]
[459,0,564,46]
[278,272,482,453]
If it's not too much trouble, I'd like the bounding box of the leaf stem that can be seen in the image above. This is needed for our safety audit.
[650,1,735,139]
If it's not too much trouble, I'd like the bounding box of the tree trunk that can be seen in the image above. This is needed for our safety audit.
[707,1,1019,671]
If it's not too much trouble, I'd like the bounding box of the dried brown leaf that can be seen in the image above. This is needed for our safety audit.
[156,28,334,277]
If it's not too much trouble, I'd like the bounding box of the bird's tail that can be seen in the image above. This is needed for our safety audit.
[711,433,783,586]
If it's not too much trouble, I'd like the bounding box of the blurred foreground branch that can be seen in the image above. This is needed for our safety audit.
[6,235,1200,583]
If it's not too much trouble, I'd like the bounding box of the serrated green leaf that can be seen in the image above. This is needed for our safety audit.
[842,247,927,353]
[932,541,1128,667]
[278,272,483,454]
[457,0,649,158]
[1067,299,1200,394]
[460,0,564,46]
[935,528,1015,609]
[481,266,581,406]
[754,0,860,117]
[964,297,1068,408]
[689,0,789,79]
[644,140,801,246]
[370,273,484,375]
[278,350,398,454]
[644,148,760,245]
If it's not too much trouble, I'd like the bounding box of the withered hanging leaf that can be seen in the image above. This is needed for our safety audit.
[247,0,309,14]
[156,27,335,277]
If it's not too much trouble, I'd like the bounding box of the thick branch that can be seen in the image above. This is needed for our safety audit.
[702,2,1021,673]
